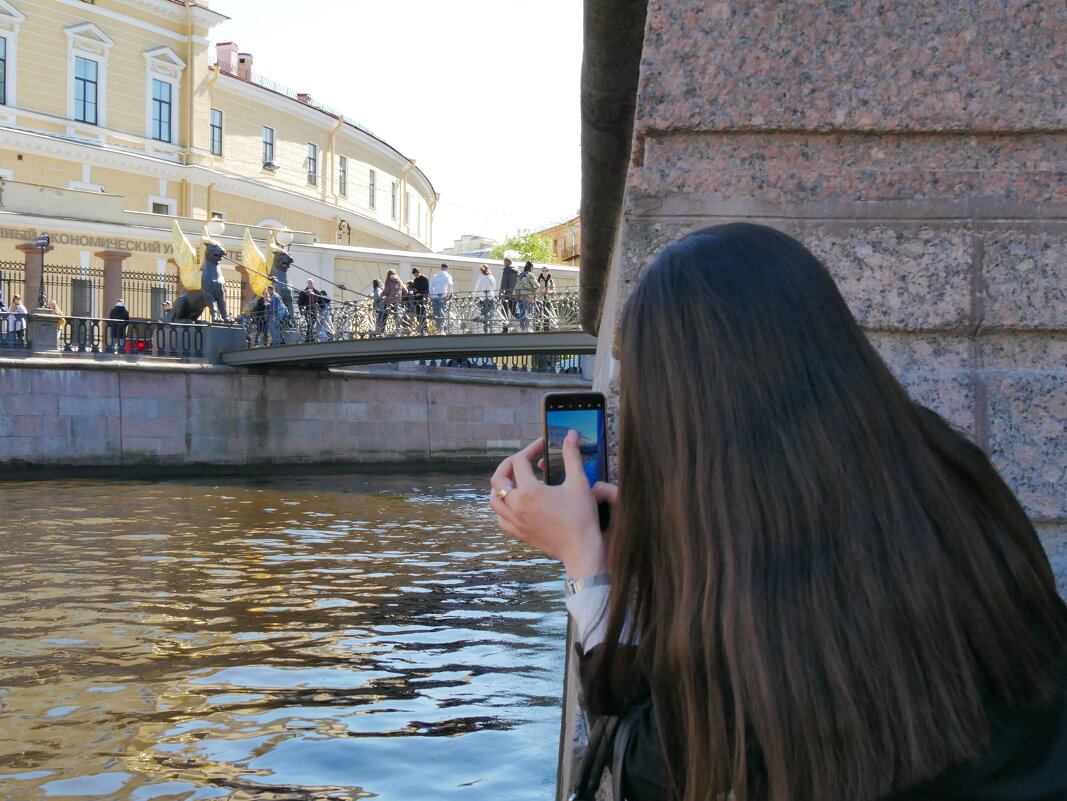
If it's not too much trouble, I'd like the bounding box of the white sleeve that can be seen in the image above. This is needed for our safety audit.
[566,584,610,650]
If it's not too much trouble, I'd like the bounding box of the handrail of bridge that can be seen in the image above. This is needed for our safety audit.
[235,289,581,347]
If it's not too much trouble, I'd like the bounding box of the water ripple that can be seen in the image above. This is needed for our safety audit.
[0,474,565,800]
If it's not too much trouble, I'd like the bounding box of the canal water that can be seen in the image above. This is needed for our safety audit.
[0,474,567,800]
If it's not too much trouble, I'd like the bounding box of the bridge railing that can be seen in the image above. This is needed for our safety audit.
[235,289,582,346]
[56,317,205,358]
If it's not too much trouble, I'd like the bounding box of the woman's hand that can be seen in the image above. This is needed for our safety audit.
[490,432,617,580]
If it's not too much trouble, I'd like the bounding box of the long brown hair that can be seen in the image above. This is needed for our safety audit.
[590,223,1066,801]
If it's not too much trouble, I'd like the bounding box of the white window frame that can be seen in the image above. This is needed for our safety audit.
[307,143,318,186]
[209,108,222,156]
[65,22,114,131]
[391,182,398,220]
[262,126,275,166]
[368,168,376,209]
[0,0,26,122]
[143,46,184,144]
[338,155,347,196]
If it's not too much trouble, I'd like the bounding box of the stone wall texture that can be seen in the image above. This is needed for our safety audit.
[599,0,1067,590]
[0,359,586,472]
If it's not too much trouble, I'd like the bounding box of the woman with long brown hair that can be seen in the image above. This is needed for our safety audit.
[490,223,1067,801]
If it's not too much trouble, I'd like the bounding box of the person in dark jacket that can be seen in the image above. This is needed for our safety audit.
[498,258,518,332]
[490,224,1067,801]
[107,299,130,353]
[409,267,430,333]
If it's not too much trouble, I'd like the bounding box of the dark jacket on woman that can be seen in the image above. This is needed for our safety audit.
[579,644,1067,801]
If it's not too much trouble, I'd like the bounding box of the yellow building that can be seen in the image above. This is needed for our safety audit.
[0,0,439,316]
[535,216,581,267]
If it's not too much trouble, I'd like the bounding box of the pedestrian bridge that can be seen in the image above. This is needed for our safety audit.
[219,289,598,369]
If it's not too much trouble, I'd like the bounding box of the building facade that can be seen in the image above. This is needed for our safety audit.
[0,0,438,316]
[535,215,580,267]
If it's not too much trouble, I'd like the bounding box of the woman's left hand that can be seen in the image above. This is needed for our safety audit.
[490,433,607,580]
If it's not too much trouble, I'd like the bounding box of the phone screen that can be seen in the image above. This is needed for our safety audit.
[543,393,607,487]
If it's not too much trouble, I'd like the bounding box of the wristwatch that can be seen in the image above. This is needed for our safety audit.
[564,572,611,597]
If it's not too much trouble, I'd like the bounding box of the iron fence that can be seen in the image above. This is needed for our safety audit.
[0,312,29,350]
[418,353,584,374]
[0,261,26,309]
[60,317,205,359]
[41,265,105,319]
[235,289,582,346]
[121,271,180,320]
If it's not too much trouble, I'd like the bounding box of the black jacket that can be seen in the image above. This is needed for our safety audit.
[500,265,518,296]
[580,646,1067,801]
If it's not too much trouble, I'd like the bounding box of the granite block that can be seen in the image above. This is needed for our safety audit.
[980,333,1067,372]
[897,370,977,438]
[123,417,177,439]
[632,132,1067,207]
[14,415,69,437]
[120,372,178,399]
[9,394,60,417]
[804,227,974,331]
[982,232,1067,329]
[866,332,972,376]
[637,1,1067,133]
[1036,523,1067,600]
[984,372,1067,521]
[59,396,121,417]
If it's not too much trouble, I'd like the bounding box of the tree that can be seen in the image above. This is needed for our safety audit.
[490,229,556,264]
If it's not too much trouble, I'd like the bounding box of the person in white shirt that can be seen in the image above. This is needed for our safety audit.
[9,294,28,345]
[428,263,453,334]
[473,264,497,333]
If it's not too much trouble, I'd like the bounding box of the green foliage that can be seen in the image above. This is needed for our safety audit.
[490,230,556,264]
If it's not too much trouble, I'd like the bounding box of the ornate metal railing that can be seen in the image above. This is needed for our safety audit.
[0,312,30,350]
[236,289,581,346]
[59,317,205,359]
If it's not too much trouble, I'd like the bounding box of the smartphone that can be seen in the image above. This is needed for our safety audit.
[542,391,610,528]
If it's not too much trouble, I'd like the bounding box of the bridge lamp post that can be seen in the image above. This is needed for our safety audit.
[205,217,226,239]
[35,234,50,308]
[274,229,294,248]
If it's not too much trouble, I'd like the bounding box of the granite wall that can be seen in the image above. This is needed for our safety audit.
[0,359,585,473]
[596,0,1067,588]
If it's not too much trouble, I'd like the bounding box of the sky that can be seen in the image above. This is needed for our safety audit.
[211,0,583,252]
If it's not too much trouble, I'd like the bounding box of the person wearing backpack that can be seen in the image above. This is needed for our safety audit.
[514,261,539,331]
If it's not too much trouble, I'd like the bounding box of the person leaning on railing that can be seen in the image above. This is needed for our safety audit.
[9,294,28,344]
[489,224,1067,801]
[474,264,497,333]
[536,265,555,332]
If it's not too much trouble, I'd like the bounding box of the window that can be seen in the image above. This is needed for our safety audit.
[0,37,6,106]
[404,191,410,226]
[151,78,171,142]
[368,169,376,209]
[307,143,318,185]
[210,210,225,220]
[210,108,222,156]
[391,182,398,220]
[74,56,98,124]
[71,278,94,318]
[262,127,274,165]
[151,202,169,214]
[338,155,347,196]
[66,22,113,128]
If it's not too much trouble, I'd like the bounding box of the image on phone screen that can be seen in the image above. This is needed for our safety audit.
[544,407,606,486]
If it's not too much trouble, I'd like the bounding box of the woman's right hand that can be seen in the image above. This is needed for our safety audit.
[490,431,617,580]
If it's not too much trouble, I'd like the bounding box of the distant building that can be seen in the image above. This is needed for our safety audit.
[440,234,499,258]
[535,216,581,267]
[0,0,436,317]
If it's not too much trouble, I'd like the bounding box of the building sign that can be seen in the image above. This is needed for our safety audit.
[0,227,241,263]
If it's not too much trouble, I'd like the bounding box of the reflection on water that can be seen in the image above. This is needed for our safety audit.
[0,474,566,800]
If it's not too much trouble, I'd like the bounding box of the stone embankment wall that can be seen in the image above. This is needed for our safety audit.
[0,358,584,473]
[595,1,1066,589]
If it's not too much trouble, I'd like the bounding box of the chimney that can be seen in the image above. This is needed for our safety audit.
[237,52,253,80]
[297,93,313,104]
[215,42,238,74]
